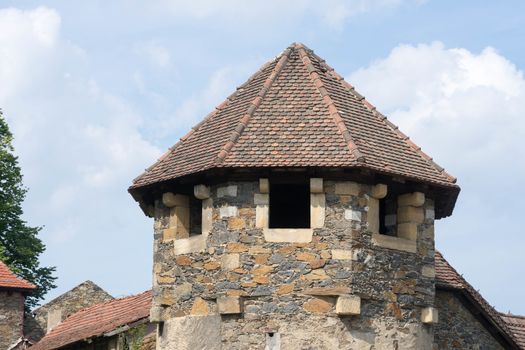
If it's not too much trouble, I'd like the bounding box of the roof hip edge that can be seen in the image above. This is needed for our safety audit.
[214,47,292,165]
[296,44,365,163]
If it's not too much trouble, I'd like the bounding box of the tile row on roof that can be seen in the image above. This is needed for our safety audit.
[500,314,525,349]
[0,260,36,291]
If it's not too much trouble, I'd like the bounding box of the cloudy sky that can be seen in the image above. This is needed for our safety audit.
[1,1,524,314]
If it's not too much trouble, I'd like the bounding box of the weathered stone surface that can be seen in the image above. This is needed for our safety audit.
[228,217,245,230]
[263,228,313,243]
[217,297,242,314]
[310,178,324,193]
[221,254,240,271]
[217,185,238,198]
[421,265,435,278]
[336,295,361,315]
[194,184,211,199]
[158,316,221,350]
[421,306,438,324]
[310,193,326,228]
[371,233,417,253]
[303,298,333,313]
[397,222,418,241]
[397,206,424,224]
[277,284,295,295]
[0,291,25,348]
[162,192,189,207]
[398,192,425,207]
[335,181,360,195]
[303,287,351,296]
[191,297,210,316]
[344,209,361,222]
[367,197,379,233]
[370,183,387,199]
[331,249,353,260]
[259,178,269,193]
[219,206,238,218]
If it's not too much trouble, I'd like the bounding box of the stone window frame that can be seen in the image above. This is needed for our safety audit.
[256,178,325,243]
[162,185,213,255]
[368,184,425,254]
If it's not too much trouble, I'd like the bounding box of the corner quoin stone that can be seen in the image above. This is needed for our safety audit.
[421,307,438,324]
[336,295,361,316]
[217,296,242,314]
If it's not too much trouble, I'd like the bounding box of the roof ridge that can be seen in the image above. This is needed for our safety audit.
[317,59,457,184]
[214,47,292,164]
[131,59,276,186]
[296,44,365,163]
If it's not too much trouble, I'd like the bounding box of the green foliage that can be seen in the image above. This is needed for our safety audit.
[122,324,146,350]
[0,110,56,309]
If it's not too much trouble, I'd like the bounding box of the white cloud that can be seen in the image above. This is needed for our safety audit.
[348,42,525,313]
[0,6,160,300]
[135,41,171,68]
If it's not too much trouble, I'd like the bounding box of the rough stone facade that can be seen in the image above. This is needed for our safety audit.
[0,290,25,349]
[151,180,437,349]
[434,290,505,349]
[25,280,113,341]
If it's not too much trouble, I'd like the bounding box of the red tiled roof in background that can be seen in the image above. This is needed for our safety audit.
[31,290,151,350]
[131,43,457,192]
[0,260,36,291]
[435,251,521,349]
[500,314,525,349]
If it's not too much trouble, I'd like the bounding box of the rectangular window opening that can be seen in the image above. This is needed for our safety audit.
[379,194,397,236]
[189,196,202,236]
[269,182,310,228]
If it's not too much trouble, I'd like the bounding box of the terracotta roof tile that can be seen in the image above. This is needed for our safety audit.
[31,290,151,350]
[131,43,456,192]
[435,251,521,348]
[500,314,525,349]
[0,260,36,291]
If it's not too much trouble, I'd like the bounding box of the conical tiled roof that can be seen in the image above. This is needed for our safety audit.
[130,43,458,217]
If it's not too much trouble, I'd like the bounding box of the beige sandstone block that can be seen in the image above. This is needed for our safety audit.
[202,198,213,234]
[221,254,240,271]
[397,206,424,224]
[162,192,189,208]
[398,192,425,207]
[421,307,438,324]
[310,178,324,193]
[371,233,417,253]
[335,181,360,195]
[259,178,269,193]
[217,296,242,314]
[303,298,333,313]
[368,197,380,233]
[336,295,361,315]
[263,228,313,243]
[331,249,353,260]
[173,206,190,238]
[191,297,210,316]
[397,222,418,241]
[421,265,435,278]
[255,205,268,228]
[310,193,325,228]
[371,183,388,199]
[254,193,269,205]
[194,184,210,199]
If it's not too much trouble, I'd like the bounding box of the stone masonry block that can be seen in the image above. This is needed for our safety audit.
[310,178,324,193]
[421,265,436,278]
[217,185,237,198]
[397,206,424,224]
[194,184,211,199]
[336,295,361,316]
[221,254,240,270]
[310,193,325,228]
[331,249,353,260]
[371,183,388,199]
[220,206,238,218]
[254,193,269,205]
[421,307,438,324]
[398,192,425,207]
[335,181,360,195]
[217,296,242,314]
[259,178,269,193]
[170,206,190,239]
[367,198,379,233]
[397,222,418,241]
[256,205,268,228]
[162,192,189,208]
[202,198,213,234]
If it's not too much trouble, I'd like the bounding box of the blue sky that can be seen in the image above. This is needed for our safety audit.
[1,0,524,314]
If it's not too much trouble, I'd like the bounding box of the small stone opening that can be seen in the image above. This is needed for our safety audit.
[189,196,202,236]
[265,332,281,350]
[269,182,310,228]
[379,193,397,236]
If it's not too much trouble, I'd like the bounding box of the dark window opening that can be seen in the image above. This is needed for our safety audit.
[379,194,397,236]
[189,197,202,236]
[269,183,310,228]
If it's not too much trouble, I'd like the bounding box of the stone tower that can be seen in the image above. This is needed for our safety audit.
[129,43,459,349]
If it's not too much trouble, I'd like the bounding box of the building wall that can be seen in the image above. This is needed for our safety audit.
[434,290,505,350]
[152,180,437,349]
[0,290,25,350]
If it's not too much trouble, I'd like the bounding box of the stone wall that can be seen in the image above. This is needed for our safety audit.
[0,290,25,350]
[434,290,505,349]
[25,280,113,341]
[151,179,437,349]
